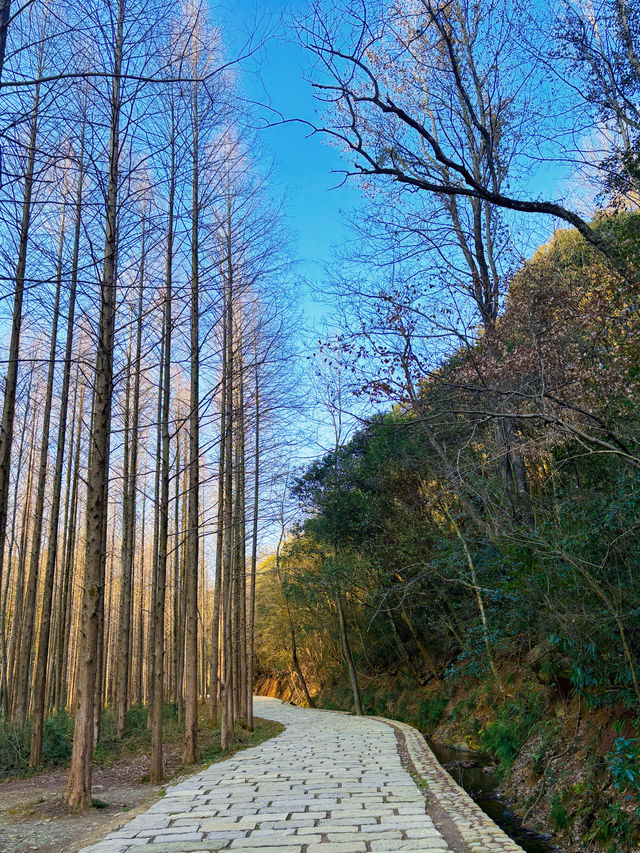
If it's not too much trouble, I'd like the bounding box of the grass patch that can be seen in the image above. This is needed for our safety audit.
[194,716,284,769]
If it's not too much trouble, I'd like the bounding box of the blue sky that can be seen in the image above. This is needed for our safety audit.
[218,0,579,317]
[221,0,364,321]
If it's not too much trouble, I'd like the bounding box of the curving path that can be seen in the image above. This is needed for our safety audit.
[80,697,522,853]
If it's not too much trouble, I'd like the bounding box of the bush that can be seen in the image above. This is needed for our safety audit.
[585,802,640,849]
[0,710,74,776]
[124,704,148,736]
[607,720,640,801]
[416,695,448,731]
[42,709,73,766]
[479,689,543,768]
[0,718,29,776]
[449,695,475,722]
[550,792,571,830]
[162,702,178,723]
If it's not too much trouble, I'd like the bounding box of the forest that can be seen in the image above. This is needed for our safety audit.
[0,0,639,851]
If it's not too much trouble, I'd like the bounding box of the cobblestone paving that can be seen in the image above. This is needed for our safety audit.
[79,697,522,853]
[385,719,523,853]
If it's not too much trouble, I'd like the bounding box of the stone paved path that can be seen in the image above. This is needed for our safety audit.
[80,697,522,853]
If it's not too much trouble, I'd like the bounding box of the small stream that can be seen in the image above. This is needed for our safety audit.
[427,740,560,853]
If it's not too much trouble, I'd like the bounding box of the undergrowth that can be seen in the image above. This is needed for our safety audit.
[0,703,283,780]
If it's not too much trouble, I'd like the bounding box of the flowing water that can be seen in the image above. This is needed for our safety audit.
[427,740,560,853]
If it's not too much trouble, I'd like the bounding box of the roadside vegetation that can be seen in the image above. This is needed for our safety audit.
[255,215,640,852]
[0,705,282,783]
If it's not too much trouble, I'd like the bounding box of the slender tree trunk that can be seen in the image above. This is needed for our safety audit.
[446,509,504,693]
[173,429,182,711]
[178,444,188,724]
[151,125,174,781]
[220,174,235,751]
[210,324,227,725]
[0,50,44,679]
[101,518,115,708]
[7,403,39,714]
[134,484,146,706]
[289,621,313,708]
[56,380,84,710]
[246,338,260,729]
[46,114,85,717]
[234,342,247,727]
[66,0,123,809]
[14,235,64,725]
[116,213,145,737]
[183,56,200,765]
[30,175,74,762]
[199,508,206,702]
[336,592,363,715]
[0,374,31,716]
[147,314,165,718]
[94,463,111,743]
[0,0,11,82]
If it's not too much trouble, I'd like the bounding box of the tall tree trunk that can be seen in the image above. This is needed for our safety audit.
[7,401,39,714]
[220,174,235,751]
[336,592,363,715]
[177,444,188,724]
[151,123,174,781]
[147,310,165,717]
[30,169,75,762]
[183,55,200,765]
[116,335,132,728]
[0,0,11,82]
[0,374,31,716]
[209,322,227,725]
[66,0,123,809]
[134,483,146,706]
[234,340,247,727]
[14,231,64,725]
[246,337,260,730]
[0,46,44,679]
[93,450,111,744]
[173,429,182,715]
[46,114,85,717]
[199,508,206,702]
[116,211,145,737]
[55,379,84,710]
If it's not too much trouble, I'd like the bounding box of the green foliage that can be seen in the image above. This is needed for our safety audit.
[162,702,179,723]
[123,703,148,736]
[584,802,640,850]
[197,719,284,767]
[93,707,120,765]
[319,682,354,712]
[449,696,476,722]
[550,792,571,830]
[41,709,73,766]
[0,718,30,776]
[416,695,448,731]
[607,720,640,800]
[479,690,544,769]
[0,709,74,776]
[531,721,558,777]
[252,211,640,849]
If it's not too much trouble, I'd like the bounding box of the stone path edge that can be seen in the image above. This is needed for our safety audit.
[371,715,524,853]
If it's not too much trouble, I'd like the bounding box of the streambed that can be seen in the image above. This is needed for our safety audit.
[427,740,559,853]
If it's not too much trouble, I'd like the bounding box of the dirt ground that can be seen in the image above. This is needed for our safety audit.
[0,741,186,853]
[0,718,283,853]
